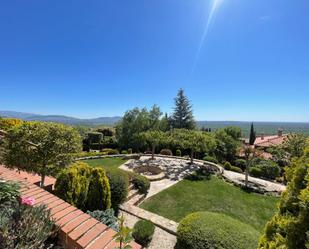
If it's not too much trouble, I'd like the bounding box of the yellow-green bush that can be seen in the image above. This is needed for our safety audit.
[54,162,91,209]
[55,162,111,211]
[177,211,259,249]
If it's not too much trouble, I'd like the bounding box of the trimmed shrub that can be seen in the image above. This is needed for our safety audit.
[121,150,128,154]
[106,169,129,212]
[223,162,232,170]
[132,220,155,247]
[230,166,243,173]
[235,159,247,171]
[255,160,281,180]
[203,156,218,164]
[177,212,259,249]
[175,149,182,157]
[128,148,133,154]
[87,209,119,231]
[107,149,119,155]
[55,162,91,209]
[0,181,20,204]
[86,167,111,211]
[160,149,173,156]
[249,167,262,178]
[132,174,150,195]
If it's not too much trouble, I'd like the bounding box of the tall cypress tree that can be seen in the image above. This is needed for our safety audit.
[171,89,196,130]
[249,123,256,145]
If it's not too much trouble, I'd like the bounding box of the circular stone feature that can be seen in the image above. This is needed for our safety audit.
[133,165,166,181]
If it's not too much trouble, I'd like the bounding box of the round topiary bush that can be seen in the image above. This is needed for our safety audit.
[235,159,247,171]
[175,149,182,157]
[160,149,173,156]
[223,161,232,170]
[132,174,150,195]
[249,167,262,178]
[106,169,129,212]
[132,220,155,247]
[176,212,259,249]
[230,166,243,173]
[203,156,218,164]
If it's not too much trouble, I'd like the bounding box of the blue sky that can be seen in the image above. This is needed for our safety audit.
[0,0,308,122]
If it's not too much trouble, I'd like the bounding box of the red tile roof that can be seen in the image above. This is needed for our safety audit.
[0,165,141,249]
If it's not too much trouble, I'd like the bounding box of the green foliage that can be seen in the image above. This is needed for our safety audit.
[55,162,111,211]
[160,148,173,156]
[259,148,309,249]
[128,148,133,154]
[140,130,166,158]
[87,209,119,231]
[203,155,218,164]
[224,161,232,170]
[0,118,23,131]
[176,211,259,249]
[121,150,128,154]
[175,149,182,157]
[106,169,129,212]
[113,215,133,249]
[55,162,91,209]
[115,105,163,150]
[214,128,240,162]
[0,181,20,204]
[170,89,196,129]
[85,167,111,211]
[230,165,243,173]
[283,133,308,158]
[249,123,256,145]
[132,220,155,247]
[87,132,103,144]
[249,167,263,178]
[235,159,247,171]
[223,126,242,140]
[3,121,82,186]
[106,149,120,155]
[254,160,281,180]
[132,174,150,195]
[0,202,55,249]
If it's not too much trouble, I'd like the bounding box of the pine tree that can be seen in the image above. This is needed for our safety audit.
[249,123,256,145]
[171,89,196,130]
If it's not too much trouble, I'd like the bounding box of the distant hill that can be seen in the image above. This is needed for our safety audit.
[0,111,122,126]
[1,111,309,137]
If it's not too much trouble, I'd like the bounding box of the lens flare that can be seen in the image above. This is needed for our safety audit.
[191,0,224,74]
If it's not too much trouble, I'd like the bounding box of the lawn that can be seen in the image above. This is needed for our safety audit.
[81,157,127,171]
[140,176,278,232]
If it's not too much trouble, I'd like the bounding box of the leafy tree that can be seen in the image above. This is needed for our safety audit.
[170,89,196,130]
[140,130,166,160]
[3,122,81,187]
[116,106,163,151]
[243,146,256,187]
[249,123,256,145]
[159,113,170,132]
[283,133,308,158]
[259,147,309,249]
[214,129,240,162]
[113,215,133,249]
[171,129,215,164]
[223,126,242,140]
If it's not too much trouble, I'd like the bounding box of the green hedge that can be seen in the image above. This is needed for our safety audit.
[132,220,155,247]
[132,174,150,195]
[223,162,232,170]
[235,159,247,171]
[175,149,182,157]
[177,212,259,249]
[106,169,129,212]
[249,167,262,178]
[160,149,173,156]
[230,166,243,173]
[203,156,218,164]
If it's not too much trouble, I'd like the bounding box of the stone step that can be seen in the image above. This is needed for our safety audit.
[127,193,145,206]
[127,189,139,201]
[129,184,135,191]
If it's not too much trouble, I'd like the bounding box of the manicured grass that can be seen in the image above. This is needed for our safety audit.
[81,157,127,171]
[140,176,278,232]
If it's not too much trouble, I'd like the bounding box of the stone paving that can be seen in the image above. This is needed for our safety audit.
[119,210,177,249]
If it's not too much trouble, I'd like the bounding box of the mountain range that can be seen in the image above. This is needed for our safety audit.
[0,111,122,126]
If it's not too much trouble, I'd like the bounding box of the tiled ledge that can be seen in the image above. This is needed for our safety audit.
[0,165,141,249]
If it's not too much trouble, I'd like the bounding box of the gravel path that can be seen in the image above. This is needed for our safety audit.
[119,210,177,249]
